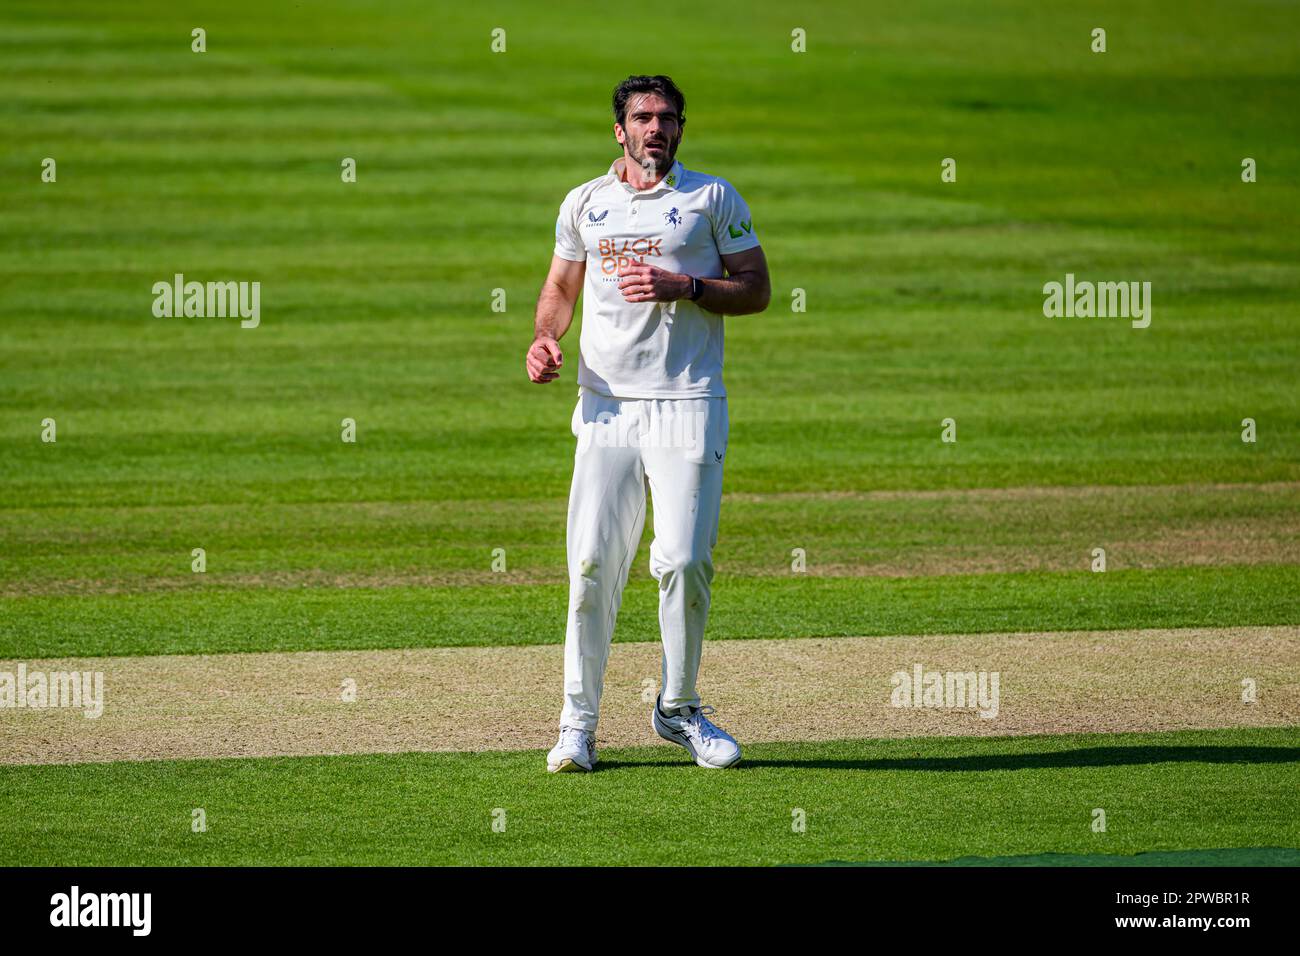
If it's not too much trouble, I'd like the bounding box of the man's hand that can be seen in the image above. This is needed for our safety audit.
[526,336,564,384]
[617,261,690,303]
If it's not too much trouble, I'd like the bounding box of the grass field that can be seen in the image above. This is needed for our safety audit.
[1,0,1297,866]
[3,729,1298,866]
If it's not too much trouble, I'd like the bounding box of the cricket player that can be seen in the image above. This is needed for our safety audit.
[526,75,770,771]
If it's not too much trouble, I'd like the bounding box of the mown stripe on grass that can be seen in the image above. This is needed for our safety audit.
[0,728,1295,866]
[3,480,1298,596]
[1,564,1297,659]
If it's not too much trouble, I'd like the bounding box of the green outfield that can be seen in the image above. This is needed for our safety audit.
[1,0,1297,866]
[2,729,1298,867]
[3,566,1299,659]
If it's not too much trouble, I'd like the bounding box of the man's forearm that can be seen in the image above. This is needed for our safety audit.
[534,280,577,341]
[692,270,770,316]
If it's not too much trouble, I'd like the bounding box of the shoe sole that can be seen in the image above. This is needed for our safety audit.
[650,709,741,769]
[547,756,596,773]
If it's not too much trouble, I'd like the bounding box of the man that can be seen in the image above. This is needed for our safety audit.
[526,75,770,772]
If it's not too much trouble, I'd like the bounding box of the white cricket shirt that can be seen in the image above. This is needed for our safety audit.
[553,158,761,399]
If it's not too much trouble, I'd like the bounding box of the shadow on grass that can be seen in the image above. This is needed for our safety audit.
[598,745,1300,773]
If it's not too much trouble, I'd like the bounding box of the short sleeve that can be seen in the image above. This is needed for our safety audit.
[711,181,761,255]
[553,190,585,262]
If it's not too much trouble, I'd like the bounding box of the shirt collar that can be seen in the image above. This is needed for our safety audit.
[607,157,685,195]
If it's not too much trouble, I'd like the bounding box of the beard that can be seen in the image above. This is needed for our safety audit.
[629,131,679,174]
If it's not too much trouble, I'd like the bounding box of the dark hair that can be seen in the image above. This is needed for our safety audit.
[612,75,686,129]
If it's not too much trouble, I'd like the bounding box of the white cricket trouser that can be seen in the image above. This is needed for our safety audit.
[559,387,728,731]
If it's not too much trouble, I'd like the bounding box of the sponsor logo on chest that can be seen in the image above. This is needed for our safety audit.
[596,236,663,274]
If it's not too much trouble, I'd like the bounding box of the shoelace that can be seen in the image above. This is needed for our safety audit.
[683,705,723,744]
[559,726,591,753]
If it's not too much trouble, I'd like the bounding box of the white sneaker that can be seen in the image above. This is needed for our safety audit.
[547,725,597,773]
[651,695,742,769]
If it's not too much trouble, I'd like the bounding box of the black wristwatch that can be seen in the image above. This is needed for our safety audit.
[688,276,704,301]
